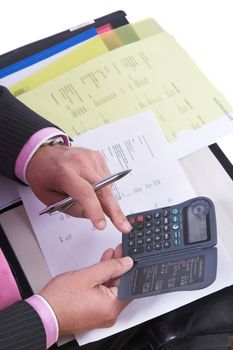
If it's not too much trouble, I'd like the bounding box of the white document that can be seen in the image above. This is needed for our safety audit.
[19,111,233,345]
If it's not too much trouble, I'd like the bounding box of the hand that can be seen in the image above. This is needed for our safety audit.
[26,144,131,232]
[39,254,133,335]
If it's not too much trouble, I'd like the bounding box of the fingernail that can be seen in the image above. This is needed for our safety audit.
[97,219,106,230]
[122,220,132,232]
[121,256,134,267]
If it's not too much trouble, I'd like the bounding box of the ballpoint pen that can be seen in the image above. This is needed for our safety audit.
[39,169,132,215]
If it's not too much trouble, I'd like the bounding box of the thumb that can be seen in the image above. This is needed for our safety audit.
[90,256,134,285]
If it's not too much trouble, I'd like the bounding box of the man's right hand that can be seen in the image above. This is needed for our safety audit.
[39,255,133,335]
[27,146,132,233]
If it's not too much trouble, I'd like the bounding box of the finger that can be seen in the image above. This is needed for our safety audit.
[100,245,122,263]
[105,245,123,287]
[113,244,122,259]
[100,246,122,288]
[93,159,132,233]
[89,257,134,286]
[106,276,121,288]
[96,186,132,233]
[58,171,107,229]
[100,248,115,262]
[35,189,86,218]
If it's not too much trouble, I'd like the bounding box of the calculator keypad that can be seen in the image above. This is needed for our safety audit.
[126,208,181,256]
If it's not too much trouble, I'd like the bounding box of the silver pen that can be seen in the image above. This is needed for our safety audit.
[39,169,132,215]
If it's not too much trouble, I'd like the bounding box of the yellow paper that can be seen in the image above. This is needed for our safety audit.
[11,19,159,96]
[10,36,108,96]
[132,18,164,38]
[18,32,232,142]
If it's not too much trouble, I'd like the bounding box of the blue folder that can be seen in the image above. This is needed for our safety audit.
[0,28,97,78]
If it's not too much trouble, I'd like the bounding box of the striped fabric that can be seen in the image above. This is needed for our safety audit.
[0,301,46,349]
[0,85,56,180]
[0,86,53,348]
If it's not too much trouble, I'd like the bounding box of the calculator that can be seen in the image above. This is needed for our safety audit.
[119,197,217,300]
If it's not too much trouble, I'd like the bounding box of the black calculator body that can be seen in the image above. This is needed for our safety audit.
[119,197,217,300]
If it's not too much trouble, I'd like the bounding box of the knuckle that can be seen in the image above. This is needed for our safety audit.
[115,258,125,271]
[112,206,124,218]
[82,184,95,197]
[102,309,118,327]
[108,258,125,274]
[54,156,71,176]
[92,150,106,165]
[97,186,113,199]
[95,150,104,160]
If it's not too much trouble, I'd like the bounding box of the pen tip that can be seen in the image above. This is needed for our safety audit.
[121,169,132,177]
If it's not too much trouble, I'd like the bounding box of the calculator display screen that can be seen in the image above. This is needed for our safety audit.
[184,204,210,244]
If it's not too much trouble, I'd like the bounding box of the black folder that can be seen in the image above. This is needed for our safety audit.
[0,10,128,69]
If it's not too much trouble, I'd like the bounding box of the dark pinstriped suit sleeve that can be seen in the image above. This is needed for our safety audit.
[0,301,46,350]
[0,85,57,180]
[0,86,56,348]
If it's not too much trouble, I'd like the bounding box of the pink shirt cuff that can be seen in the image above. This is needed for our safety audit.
[26,294,59,349]
[15,127,70,184]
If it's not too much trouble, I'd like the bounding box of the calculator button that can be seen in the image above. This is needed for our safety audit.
[172,223,180,230]
[163,209,170,217]
[154,212,161,219]
[163,217,170,225]
[145,214,153,221]
[137,238,144,245]
[136,231,144,238]
[154,235,162,242]
[174,239,179,246]
[146,245,153,252]
[173,231,180,239]
[154,243,162,250]
[163,233,170,241]
[137,223,144,230]
[171,208,179,215]
[163,225,170,233]
[145,222,153,229]
[128,240,135,247]
[154,227,162,235]
[128,217,136,225]
[129,247,144,255]
[172,215,179,223]
[146,237,153,244]
[128,232,135,240]
[154,220,161,227]
[137,215,144,222]
[146,229,153,236]
[163,241,171,248]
